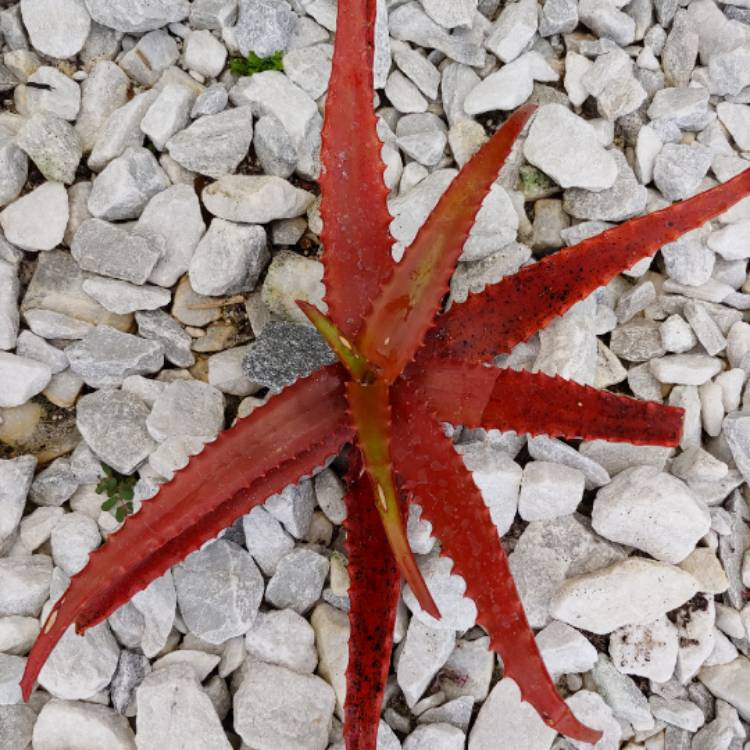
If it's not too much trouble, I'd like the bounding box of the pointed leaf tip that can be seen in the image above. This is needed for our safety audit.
[357,104,538,381]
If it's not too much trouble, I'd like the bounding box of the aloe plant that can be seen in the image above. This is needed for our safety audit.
[20,0,750,746]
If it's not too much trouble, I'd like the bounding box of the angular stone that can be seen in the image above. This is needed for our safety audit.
[609,616,679,682]
[146,379,224,444]
[454,438,521,535]
[699,657,750,722]
[82,278,170,315]
[0,351,51,407]
[468,678,556,750]
[0,182,68,252]
[20,0,91,59]
[136,665,231,750]
[234,661,335,750]
[592,466,710,564]
[231,0,297,58]
[32,698,136,750]
[0,556,51,618]
[0,128,27,208]
[140,84,195,152]
[50,512,100,576]
[566,690,622,750]
[519,461,585,521]
[266,548,328,614]
[66,326,163,388]
[654,143,713,202]
[174,540,263,644]
[135,310,194,368]
[261,250,327,325]
[486,0,538,63]
[398,617,455,708]
[134,184,206,289]
[189,219,268,296]
[245,609,317,674]
[75,61,130,155]
[182,29,227,78]
[0,456,36,545]
[590,654,657,731]
[88,147,169,221]
[243,506,294,576]
[17,115,82,185]
[523,105,617,191]
[15,67,81,121]
[167,107,253,179]
[550,557,699,634]
[88,90,158,172]
[72,219,160,284]
[203,175,314,224]
[536,620,598,678]
[563,150,647,222]
[76,389,157,475]
[85,0,189,33]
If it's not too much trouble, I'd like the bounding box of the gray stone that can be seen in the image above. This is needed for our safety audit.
[146,379,224,445]
[0,260,19,350]
[20,0,91,58]
[0,556,52,618]
[134,184,206,288]
[455,438,521,535]
[245,609,317,673]
[0,129,27,207]
[76,389,157,475]
[140,84,195,152]
[523,105,618,191]
[592,466,710,564]
[590,654,657,731]
[203,174,314,224]
[528,435,610,489]
[71,219,160,284]
[50,512,100,575]
[66,326,163,388]
[0,654,24,705]
[32,698,136,750]
[243,320,336,391]
[509,514,625,628]
[120,31,179,87]
[388,3,485,68]
[536,620,598,677]
[243,506,294,576]
[135,310,194,368]
[75,61,130,155]
[192,84,229,118]
[0,182,69,252]
[468,678,556,750]
[82,278,170,315]
[439,636,494,702]
[167,107,253,179]
[29,458,77,508]
[0,705,34,748]
[183,29,227,78]
[265,548,329,614]
[654,143,713,202]
[539,0,578,35]
[486,0,538,63]
[650,354,722,385]
[0,351,52,407]
[136,665,231,750]
[84,0,189,33]
[15,67,81,121]
[16,332,69,375]
[661,229,715,287]
[565,690,622,749]
[230,70,322,178]
[708,46,750,97]
[283,43,332,100]
[519,461,585,521]
[578,0,636,46]
[0,456,36,545]
[648,86,711,132]
[403,556,476,631]
[88,90,158,172]
[253,114,297,177]
[464,51,558,114]
[398,617,455,708]
[88,147,169,221]
[234,661,335,750]
[404,723,464,750]
[550,557,699,634]
[265,480,315,539]
[110,650,150,714]
[231,0,297,57]
[610,617,678,682]
[174,540,263,644]
[189,219,268,296]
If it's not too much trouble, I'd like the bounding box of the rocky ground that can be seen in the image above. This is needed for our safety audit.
[0,0,750,748]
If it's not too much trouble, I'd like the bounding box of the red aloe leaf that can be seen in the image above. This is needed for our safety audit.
[411,359,684,446]
[320,0,394,338]
[347,379,440,619]
[21,366,353,700]
[343,467,400,750]
[423,167,750,363]
[356,104,537,382]
[390,389,602,745]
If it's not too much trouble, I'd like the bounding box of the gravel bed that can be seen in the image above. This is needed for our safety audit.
[1,0,750,748]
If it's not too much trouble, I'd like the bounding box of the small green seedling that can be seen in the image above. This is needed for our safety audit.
[96,464,136,523]
[228,50,284,77]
